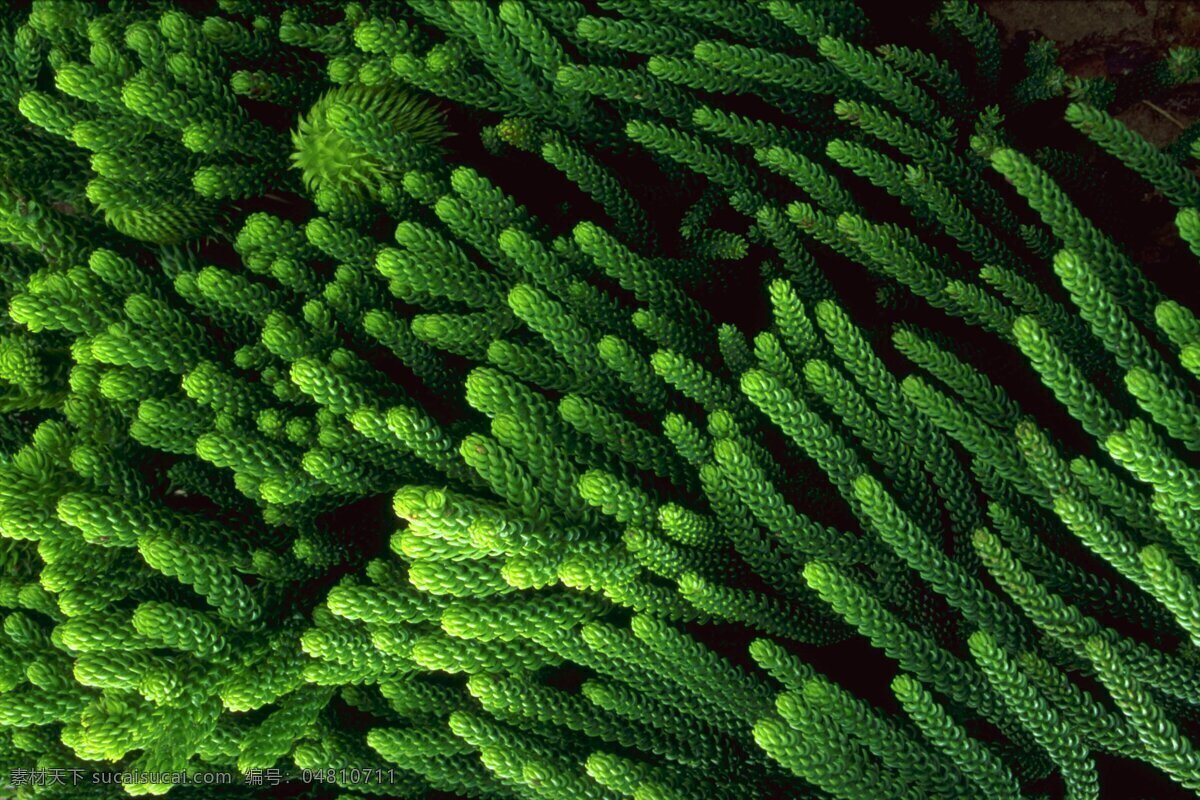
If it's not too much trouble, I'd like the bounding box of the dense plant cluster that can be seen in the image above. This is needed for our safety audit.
[1,0,1199,798]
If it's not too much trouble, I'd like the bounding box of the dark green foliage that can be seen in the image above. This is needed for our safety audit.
[1,1,1199,799]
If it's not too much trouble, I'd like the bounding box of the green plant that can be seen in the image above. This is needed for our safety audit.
[1,1,1198,798]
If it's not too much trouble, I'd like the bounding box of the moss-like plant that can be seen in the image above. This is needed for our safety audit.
[1,1,1199,799]
[290,84,448,212]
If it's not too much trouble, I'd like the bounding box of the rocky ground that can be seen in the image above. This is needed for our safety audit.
[984,0,1200,144]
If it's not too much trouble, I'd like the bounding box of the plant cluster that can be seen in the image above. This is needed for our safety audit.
[1,1,1199,798]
